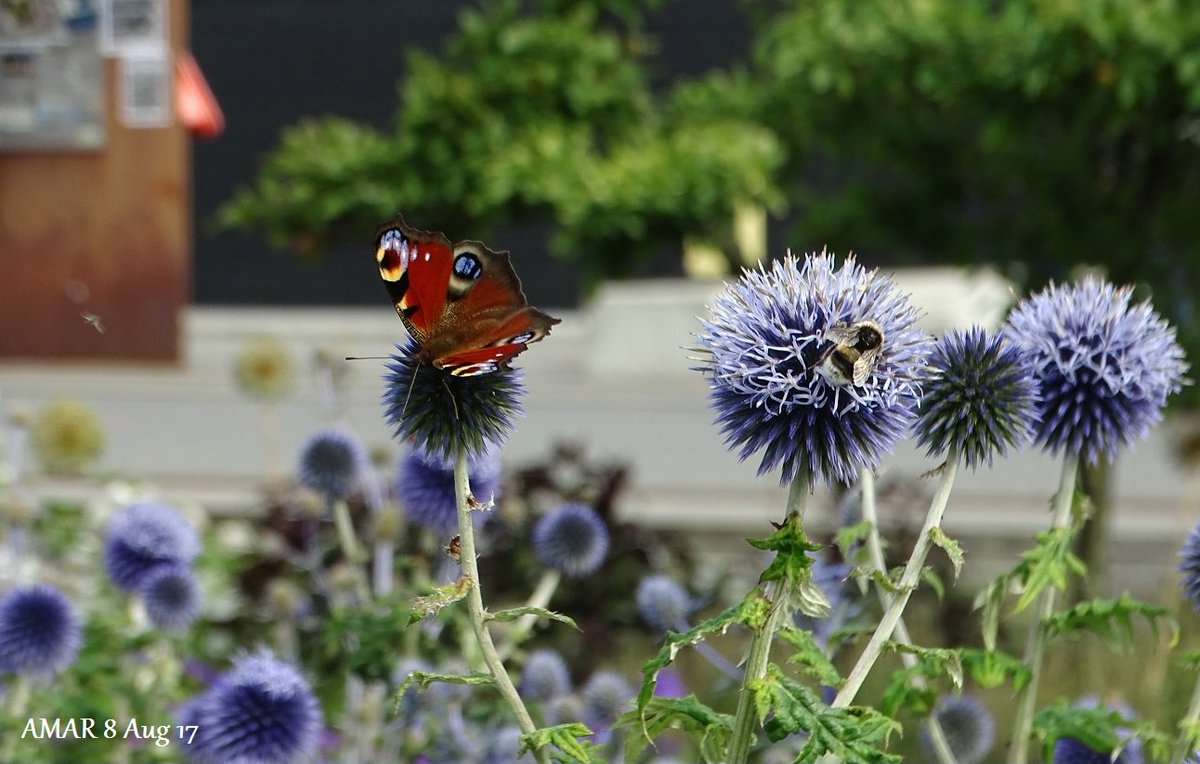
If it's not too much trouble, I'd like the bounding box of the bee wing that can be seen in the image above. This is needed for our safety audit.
[823,323,857,344]
[852,347,880,386]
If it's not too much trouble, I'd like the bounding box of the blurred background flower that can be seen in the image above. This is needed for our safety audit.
[919,694,995,764]
[30,399,105,475]
[139,564,202,632]
[297,428,365,502]
[233,337,296,401]
[532,502,609,578]
[0,584,82,677]
[104,501,200,591]
[394,443,502,534]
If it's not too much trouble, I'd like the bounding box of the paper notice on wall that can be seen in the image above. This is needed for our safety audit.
[100,0,166,56]
[119,48,171,128]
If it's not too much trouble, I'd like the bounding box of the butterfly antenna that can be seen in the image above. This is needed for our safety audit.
[440,376,459,421]
[344,355,391,361]
[400,362,420,419]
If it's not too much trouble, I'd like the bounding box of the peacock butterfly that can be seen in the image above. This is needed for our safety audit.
[374,216,560,376]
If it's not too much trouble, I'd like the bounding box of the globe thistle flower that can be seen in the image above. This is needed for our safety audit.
[520,649,572,702]
[181,651,321,764]
[920,694,995,764]
[395,443,501,534]
[915,327,1038,469]
[296,428,365,502]
[1004,277,1188,464]
[1179,521,1200,610]
[0,584,82,676]
[636,574,692,632]
[582,670,633,729]
[31,399,104,474]
[383,338,524,462]
[139,564,202,631]
[233,336,296,401]
[531,503,609,578]
[695,252,931,485]
[104,501,200,591]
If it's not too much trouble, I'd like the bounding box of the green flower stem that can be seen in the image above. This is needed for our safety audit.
[453,451,550,764]
[834,453,960,708]
[496,569,562,662]
[2,675,31,762]
[1007,452,1080,764]
[1170,670,1200,763]
[727,469,811,764]
[332,498,371,602]
[855,468,957,764]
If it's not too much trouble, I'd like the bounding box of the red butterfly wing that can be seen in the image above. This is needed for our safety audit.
[374,217,454,342]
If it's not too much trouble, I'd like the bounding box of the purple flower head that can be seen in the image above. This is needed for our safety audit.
[582,670,633,730]
[395,443,501,534]
[532,503,609,578]
[297,428,364,502]
[140,564,202,632]
[104,501,200,591]
[520,649,572,702]
[915,326,1038,469]
[382,338,525,462]
[1004,277,1188,464]
[181,651,321,764]
[1180,521,1200,610]
[636,574,693,633]
[695,252,932,485]
[0,584,82,677]
[920,694,995,764]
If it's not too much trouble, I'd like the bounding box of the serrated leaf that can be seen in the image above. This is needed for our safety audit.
[747,512,823,589]
[879,645,962,716]
[619,695,733,763]
[1012,528,1086,613]
[521,723,599,763]
[921,566,945,601]
[972,576,1007,650]
[750,665,901,763]
[408,575,471,624]
[488,606,579,630]
[392,669,493,711]
[836,520,875,561]
[778,626,841,687]
[959,648,1030,692]
[1032,699,1136,761]
[1044,593,1177,651]
[929,526,964,581]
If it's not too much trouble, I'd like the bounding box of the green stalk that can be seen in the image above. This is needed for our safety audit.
[1170,671,1200,763]
[1007,453,1080,764]
[332,498,371,602]
[726,469,811,764]
[855,467,957,764]
[453,451,550,764]
[834,451,960,707]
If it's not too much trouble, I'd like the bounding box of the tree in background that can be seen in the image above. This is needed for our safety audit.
[217,0,783,288]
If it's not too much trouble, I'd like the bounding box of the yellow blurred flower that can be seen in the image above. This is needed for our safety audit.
[233,337,296,400]
[32,399,105,475]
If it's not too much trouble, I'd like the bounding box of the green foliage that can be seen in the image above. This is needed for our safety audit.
[522,723,602,763]
[929,527,963,581]
[1032,699,1172,763]
[407,575,469,623]
[620,696,733,763]
[1045,593,1178,650]
[325,598,414,682]
[393,669,495,711]
[748,513,830,617]
[487,605,579,630]
[975,526,1086,635]
[778,625,842,687]
[752,0,1200,406]
[751,665,902,763]
[219,0,782,287]
[880,645,1029,716]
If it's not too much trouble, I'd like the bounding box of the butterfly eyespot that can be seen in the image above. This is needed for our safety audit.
[453,253,483,281]
[509,331,536,344]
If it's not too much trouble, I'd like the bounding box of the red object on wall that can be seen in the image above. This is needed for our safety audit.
[176,51,224,139]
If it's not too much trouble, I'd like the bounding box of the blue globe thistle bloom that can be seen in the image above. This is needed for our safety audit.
[582,671,633,729]
[520,649,572,702]
[0,584,82,677]
[915,326,1038,469]
[139,564,202,631]
[181,651,321,764]
[383,338,525,462]
[920,694,995,764]
[636,574,692,632]
[1004,277,1188,464]
[395,444,501,534]
[695,252,932,485]
[104,501,200,591]
[532,503,609,578]
[1179,521,1200,610]
[297,428,364,501]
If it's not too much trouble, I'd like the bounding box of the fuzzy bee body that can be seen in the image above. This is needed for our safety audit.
[815,320,884,387]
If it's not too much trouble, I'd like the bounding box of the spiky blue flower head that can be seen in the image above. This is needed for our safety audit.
[1004,277,1188,464]
[532,502,609,578]
[297,428,364,502]
[520,649,572,702]
[395,443,501,534]
[382,338,525,462]
[104,501,200,591]
[1179,521,1200,610]
[920,694,995,764]
[582,671,633,729]
[695,252,932,485]
[636,574,693,632]
[0,584,82,677]
[181,651,321,764]
[140,564,202,631]
[915,326,1038,469]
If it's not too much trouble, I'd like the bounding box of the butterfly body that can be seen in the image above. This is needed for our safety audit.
[375,217,559,376]
[815,319,884,387]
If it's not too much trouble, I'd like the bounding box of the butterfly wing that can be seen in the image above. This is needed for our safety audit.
[375,217,560,373]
